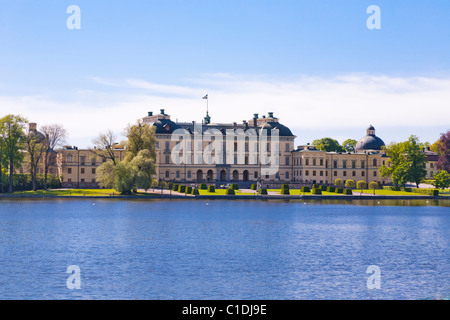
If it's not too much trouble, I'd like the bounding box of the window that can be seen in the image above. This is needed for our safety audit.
[80,179,85,183]
[430,163,434,168]
[91,158,96,166]
[254,172,258,179]
[165,155,170,164]
[373,159,377,167]
[334,171,337,176]
[320,159,323,166]
[313,171,316,176]
[361,160,365,169]
[68,178,72,183]
[286,172,290,179]
[176,171,180,178]
[92,179,96,183]
[81,168,85,174]
[352,160,356,169]
[343,160,347,169]
[320,171,323,176]
[333,160,338,168]
[313,159,316,166]
[285,157,290,166]
[80,156,86,166]
[67,155,72,162]
[165,141,170,152]
[92,168,96,174]
[187,171,191,179]
[165,171,170,178]
[362,171,365,177]
[68,168,72,174]
[305,170,309,176]
[155,141,159,149]
[352,171,356,177]
[245,143,249,152]
[305,159,309,166]
[373,171,377,177]
[343,171,347,177]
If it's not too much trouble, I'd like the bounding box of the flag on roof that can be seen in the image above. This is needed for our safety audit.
[202,94,208,99]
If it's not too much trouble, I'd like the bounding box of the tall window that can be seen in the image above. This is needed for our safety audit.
[80,156,86,166]
[285,157,290,166]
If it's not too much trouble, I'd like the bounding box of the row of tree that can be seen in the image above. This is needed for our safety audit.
[0,114,67,193]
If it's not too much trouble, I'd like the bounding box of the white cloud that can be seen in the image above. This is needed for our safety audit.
[1,73,449,148]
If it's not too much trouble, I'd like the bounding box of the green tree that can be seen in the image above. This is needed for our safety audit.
[432,170,450,190]
[25,124,47,191]
[90,130,119,165]
[368,181,379,195]
[130,149,156,191]
[113,162,137,194]
[342,139,358,153]
[312,137,345,152]
[334,178,344,188]
[0,115,27,193]
[124,119,156,162]
[356,180,367,192]
[345,179,355,189]
[380,135,426,188]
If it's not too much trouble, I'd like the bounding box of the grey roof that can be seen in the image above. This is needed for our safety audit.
[355,135,386,151]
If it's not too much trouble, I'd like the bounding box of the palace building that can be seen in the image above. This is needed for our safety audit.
[24,109,438,189]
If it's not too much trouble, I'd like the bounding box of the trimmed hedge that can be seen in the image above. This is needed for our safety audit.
[335,188,344,194]
[281,184,290,190]
[199,183,207,190]
[191,188,200,195]
[259,188,268,195]
[207,185,215,193]
[178,185,186,193]
[250,184,257,190]
[230,183,239,190]
[172,184,179,191]
[300,186,310,193]
[186,186,192,194]
[401,187,412,192]
[383,186,400,191]
[280,188,290,195]
[167,182,174,190]
[311,188,322,195]
[226,188,235,195]
[343,189,353,195]
[312,184,319,189]
[326,186,335,192]
[412,188,439,196]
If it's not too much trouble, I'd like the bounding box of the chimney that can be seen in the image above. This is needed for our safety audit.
[160,109,165,115]
[253,114,258,127]
[268,112,274,118]
[29,123,37,131]
[148,111,153,116]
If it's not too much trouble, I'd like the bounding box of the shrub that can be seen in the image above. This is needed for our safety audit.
[412,188,439,196]
[207,185,215,193]
[259,188,268,195]
[226,188,235,195]
[186,186,192,194]
[167,182,174,190]
[335,188,343,194]
[383,186,400,191]
[199,183,207,190]
[191,188,199,195]
[250,184,257,190]
[178,185,186,193]
[300,186,310,193]
[280,188,290,195]
[345,179,355,189]
[172,184,179,191]
[334,179,344,188]
[281,184,289,189]
[312,184,319,189]
[356,180,367,191]
[311,188,322,195]
[326,186,335,192]
[343,189,353,195]
[401,187,412,192]
[230,183,239,190]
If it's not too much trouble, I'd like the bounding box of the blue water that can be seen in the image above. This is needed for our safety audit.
[0,199,448,300]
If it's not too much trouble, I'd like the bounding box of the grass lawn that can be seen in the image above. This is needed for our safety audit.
[358,189,423,196]
[268,189,344,196]
[11,189,155,197]
[198,189,256,196]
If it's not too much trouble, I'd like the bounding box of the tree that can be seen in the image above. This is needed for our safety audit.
[312,137,345,152]
[357,180,367,192]
[90,130,119,165]
[334,178,344,188]
[404,135,427,187]
[380,135,427,187]
[345,179,355,189]
[96,161,116,189]
[342,139,358,153]
[432,170,450,190]
[124,119,156,162]
[129,149,156,191]
[0,115,27,193]
[368,181,379,195]
[436,131,450,172]
[41,124,67,190]
[151,179,159,191]
[25,124,47,191]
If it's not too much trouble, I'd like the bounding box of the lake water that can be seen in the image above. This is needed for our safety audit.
[0,198,449,300]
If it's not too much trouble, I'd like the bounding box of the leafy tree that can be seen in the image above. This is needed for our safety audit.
[432,170,450,190]
[25,124,47,191]
[151,179,159,191]
[436,130,450,172]
[129,149,156,191]
[356,180,367,192]
[368,181,379,195]
[124,119,156,162]
[345,179,355,189]
[342,139,358,152]
[0,115,27,193]
[380,135,427,187]
[113,162,137,194]
[312,137,345,152]
[334,178,343,187]
[41,124,67,190]
[430,139,441,154]
[404,135,427,187]
[96,161,116,189]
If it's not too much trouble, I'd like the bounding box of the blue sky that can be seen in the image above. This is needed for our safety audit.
[1,0,449,147]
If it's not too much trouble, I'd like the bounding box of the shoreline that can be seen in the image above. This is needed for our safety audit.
[0,193,445,201]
